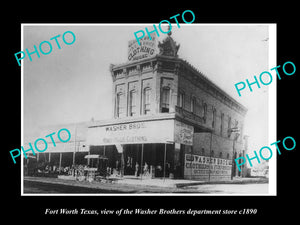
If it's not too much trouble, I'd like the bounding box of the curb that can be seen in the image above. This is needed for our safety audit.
[175,178,269,188]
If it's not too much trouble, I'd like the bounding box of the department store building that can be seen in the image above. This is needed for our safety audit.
[87,32,248,181]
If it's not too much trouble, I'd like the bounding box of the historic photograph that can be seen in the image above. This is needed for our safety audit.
[21,24,275,195]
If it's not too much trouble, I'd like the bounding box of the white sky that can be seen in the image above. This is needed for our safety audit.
[23,24,273,157]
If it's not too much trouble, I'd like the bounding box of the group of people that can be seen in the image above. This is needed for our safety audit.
[26,158,170,179]
[113,159,152,177]
[134,162,151,177]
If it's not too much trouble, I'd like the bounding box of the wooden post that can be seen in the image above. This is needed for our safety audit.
[73,125,77,166]
[163,143,167,181]
[190,146,193,181]
[140,144,144,180]
[59,152,62,174]
[121,151,124,177]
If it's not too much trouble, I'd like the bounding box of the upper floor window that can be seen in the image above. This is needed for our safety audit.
[202,102,207,120]
[116,92,125,118]
[227,116,232,137]
[212,107,216,128]
[220,112,224,135]
[161,87,170,113]
[178,91,185,108]
[219,152,223,158]
[143,87,151,115]
[191,96,196,113]
[129,90,137,116]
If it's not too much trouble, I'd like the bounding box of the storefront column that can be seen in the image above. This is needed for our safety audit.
[190,146,193,181]
[140,144,144,180]
[121,151,124,177]
[59,153,62,171]
[173,143,180,179]
[73,151,76,166]
[163,143,167,181]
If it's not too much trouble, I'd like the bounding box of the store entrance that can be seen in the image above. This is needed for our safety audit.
[123,143,174,178]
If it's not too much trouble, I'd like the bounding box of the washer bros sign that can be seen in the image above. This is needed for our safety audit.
[184,154,232,180]
[87,120,193,146]
[127,34,157,61]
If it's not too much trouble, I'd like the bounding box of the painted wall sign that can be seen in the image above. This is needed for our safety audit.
[184,154,232,179]
[174,121,194,146]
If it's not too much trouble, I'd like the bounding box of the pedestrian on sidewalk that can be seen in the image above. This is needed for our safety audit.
[135,162,139,177]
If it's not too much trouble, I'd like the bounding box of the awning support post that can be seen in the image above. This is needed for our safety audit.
[163,143,167,181]
[140,144,144,181]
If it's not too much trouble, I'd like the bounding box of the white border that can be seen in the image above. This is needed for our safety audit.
[21,24,24,195]
[268,24,277,196]
[21,23,276,196]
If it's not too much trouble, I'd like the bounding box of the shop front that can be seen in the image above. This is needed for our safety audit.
[87,117,194,179]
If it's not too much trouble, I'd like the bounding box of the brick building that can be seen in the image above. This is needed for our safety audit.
[87,32,248,180]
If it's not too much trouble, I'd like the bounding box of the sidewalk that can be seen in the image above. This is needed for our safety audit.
[115,176,268,188]
[24,175,268,192]
[115,176,203,188]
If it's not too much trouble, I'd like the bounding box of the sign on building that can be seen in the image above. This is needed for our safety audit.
[128,34,157,61]
[184,154,232,180]
[87,120,175,146]
[174,121,194,146]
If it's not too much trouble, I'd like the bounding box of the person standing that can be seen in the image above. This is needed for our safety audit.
[135,162,139,177]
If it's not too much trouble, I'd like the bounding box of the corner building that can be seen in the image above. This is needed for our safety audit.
[87,33,248,180]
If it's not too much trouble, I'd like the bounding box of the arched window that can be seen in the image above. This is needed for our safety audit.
[161,87,170,113]
[116,92,125,118]
[129,90,137,116]
[143,87,151,115]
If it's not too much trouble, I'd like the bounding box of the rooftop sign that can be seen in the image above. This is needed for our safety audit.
[127,34,157,61]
